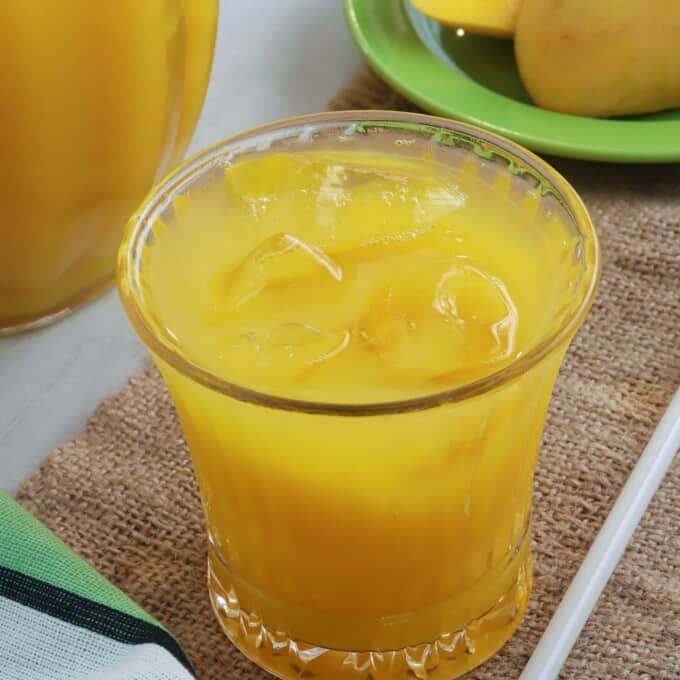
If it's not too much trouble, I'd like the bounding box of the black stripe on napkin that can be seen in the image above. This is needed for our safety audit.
[0,565,194,674]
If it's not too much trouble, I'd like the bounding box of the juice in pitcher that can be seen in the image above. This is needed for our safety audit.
[119,114,599,679]
[0,1,217,332]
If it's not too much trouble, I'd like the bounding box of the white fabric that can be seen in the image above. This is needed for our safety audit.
[0,596,194,680]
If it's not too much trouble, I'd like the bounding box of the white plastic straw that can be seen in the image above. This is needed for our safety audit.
[520,388,680,680]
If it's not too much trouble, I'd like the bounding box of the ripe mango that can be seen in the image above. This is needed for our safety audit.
[411,0,522,38]
[515,0,680,117]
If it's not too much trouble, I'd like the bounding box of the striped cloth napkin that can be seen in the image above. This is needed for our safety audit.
[0,492,194,680]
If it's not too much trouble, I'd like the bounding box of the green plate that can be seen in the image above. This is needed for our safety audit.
[344,0,680,162]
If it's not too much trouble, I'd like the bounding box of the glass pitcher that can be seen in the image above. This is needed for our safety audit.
[0,0,218,333]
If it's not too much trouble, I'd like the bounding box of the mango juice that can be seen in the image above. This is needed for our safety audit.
[0,1,217,332]
[119,118,598,679]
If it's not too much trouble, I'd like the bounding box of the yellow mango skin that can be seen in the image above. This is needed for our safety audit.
[0,1,217,329]
[411,0,522,38]
[515,0,680,117]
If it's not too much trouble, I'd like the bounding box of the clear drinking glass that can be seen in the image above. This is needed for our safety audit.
[118,112,600,679]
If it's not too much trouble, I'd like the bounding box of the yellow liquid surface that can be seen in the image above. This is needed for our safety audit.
[0,0,217,328]
[143,150,582,652]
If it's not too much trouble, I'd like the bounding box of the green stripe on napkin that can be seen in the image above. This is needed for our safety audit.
[0,492,156,624]
[0,492,194,678]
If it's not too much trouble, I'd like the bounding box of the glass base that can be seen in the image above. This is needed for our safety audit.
[0,272,115,335]
[208,553,532,680]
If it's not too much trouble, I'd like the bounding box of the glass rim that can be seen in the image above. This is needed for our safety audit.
[117,110,601,416]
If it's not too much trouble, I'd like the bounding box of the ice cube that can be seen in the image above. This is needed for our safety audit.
[219,324,350,384]
[434,264,517,331]
[436,264,518,369]
[359,258,517,382]
[317,167,467,258]
[217,233,343,312]
[267,323,350,366]
[222,153,467,256]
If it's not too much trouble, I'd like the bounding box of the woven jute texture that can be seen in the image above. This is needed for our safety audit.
[17,69,680,679]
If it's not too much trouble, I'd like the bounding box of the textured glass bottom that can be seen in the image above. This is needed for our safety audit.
[208,552,532,680]
[0,272,114,335]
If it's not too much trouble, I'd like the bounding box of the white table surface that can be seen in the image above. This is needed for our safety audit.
[0,1,362,494]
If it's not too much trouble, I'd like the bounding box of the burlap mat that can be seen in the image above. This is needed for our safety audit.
[17,69,680,679]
